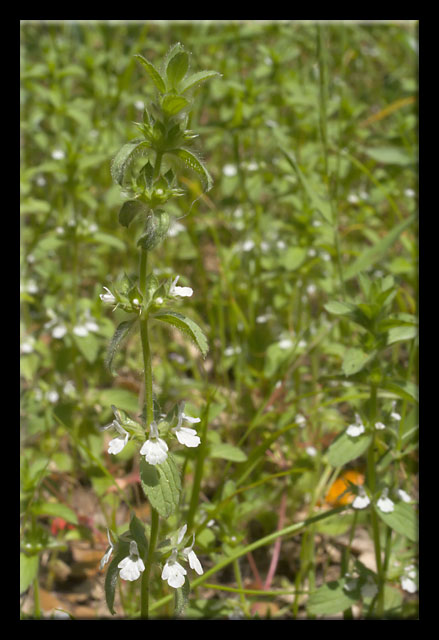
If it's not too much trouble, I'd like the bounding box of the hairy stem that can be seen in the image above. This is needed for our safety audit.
[140,508,160,619]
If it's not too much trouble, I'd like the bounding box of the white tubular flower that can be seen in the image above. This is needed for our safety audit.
[377,488,395,513]
[161,549,187,588]
[172,403,201,448]
[170,275,193,298]
[100,286,116,305]
[140,422,168,465]
[100,528,115,570]
[182,534,204,576]
[390,401,401,421]
[375,422,386,430]
[352,487,370,510]
[101,411,129,455]
[118,541,145,582]
[397,489,412,503]
[346,414,365,437]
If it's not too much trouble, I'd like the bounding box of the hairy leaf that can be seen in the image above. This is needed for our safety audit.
[105,319,138,376]
[111,139,149,186]
[170,147,213,192]
[166,51,189,87]
[119,199,148,228]
[162,94,190,117]
[180,70,221,94]
[139,454,181,518]
[134,54,166,93]
[153,310,208,358]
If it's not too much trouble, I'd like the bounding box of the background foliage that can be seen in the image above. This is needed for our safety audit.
[20,20,418,619]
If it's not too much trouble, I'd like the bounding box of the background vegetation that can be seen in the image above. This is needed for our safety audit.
[20,20,418,619]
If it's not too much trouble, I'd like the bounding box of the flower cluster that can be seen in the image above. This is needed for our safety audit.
[101,402,201,467]
[161,524,203,588]
[99,524,203,588]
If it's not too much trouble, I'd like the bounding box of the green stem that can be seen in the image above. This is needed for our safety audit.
[33,575,41,619]
[140,508,160,619]
[366,384,385,617]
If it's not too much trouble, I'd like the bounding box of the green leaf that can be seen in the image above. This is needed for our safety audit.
[324,300,356,316]
[162,94,190,117]
[99,388,139,413]
[209,443,248,462]
[119,200,148,228]
[31,501,78,525]
[20,552,39,594]
[327,430,372,467]
[362,146,415,166]
[342,347,376,377]
[180,70,221,94]
[153,310,208,358]
[375,501,418,542]
[174,577,191,615]
[110,139,149,186]
[166,51,189,87]
[137,210,170,251]
[307,580,358,616]
[280,247,307,271]
[105,545,128,616]
[73,333,100,365]
[387,325,417,345]
[105,319,137,376]
[170,147,213,192]
[343,214,415,281]
[139,454,181,518]
[134,54,166,93]
[129,513,148,556]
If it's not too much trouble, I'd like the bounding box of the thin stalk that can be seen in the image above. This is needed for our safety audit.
[366,384,384,617]
[140,508,160,619]
[33,575,41,619]
[233,558,250,617]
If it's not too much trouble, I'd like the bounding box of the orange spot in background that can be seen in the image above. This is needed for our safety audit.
[325,470,365,506]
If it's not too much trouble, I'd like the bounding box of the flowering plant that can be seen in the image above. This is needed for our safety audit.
[99,43,219,618]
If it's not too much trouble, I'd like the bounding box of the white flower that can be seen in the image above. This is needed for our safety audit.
[84,320,99,333]
[161,549,187,588]
[100,286,116,305]
[346,414,365,437]
[346,423,365,437]
[52,325,67,339]
[51,149,65,160]
[343,573,358,592]
[222,163,237,177]
[101,411,129,455]
[172,403,201,448]
[100,528,115,570]
[140,422,168,465]
[182,535,203,576]
[46,390,59,404]
[375,421,386,430]
[352,487,370,510]
[242,239,255,252]
[278,338,293,350]
[401,575,417,594]
[170,275,193,298]
[73,325,89,337]
[390,401,401,421]
[118,541,145,581]
[377,489,395,513]
[397,489,412,503]
[295,414,306,427]
[306,446,317,457]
